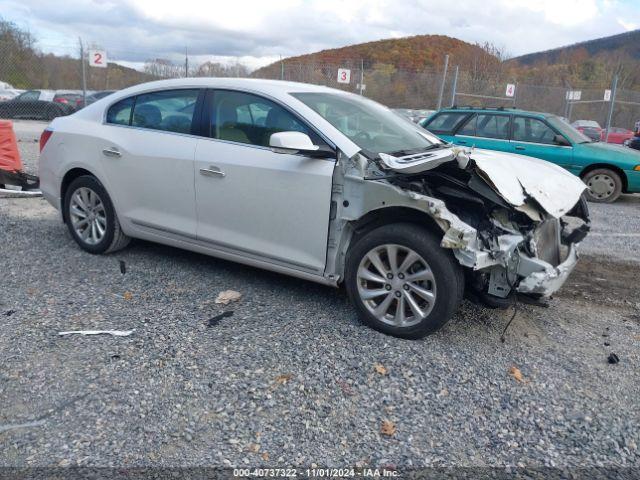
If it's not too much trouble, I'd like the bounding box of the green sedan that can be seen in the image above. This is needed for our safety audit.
[420,107,640,202]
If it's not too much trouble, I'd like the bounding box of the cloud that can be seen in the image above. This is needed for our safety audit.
[1,0,639,69]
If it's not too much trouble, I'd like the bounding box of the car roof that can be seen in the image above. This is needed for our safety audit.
[105,77,347,98]
[436,107,553,118]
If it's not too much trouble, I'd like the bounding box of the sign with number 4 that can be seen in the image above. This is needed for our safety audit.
[89,50,108,68]
[505,83,516,98]
[337,68,351,84]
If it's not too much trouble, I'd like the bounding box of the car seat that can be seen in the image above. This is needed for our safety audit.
[217,102,250,144]
[133,104,162,129]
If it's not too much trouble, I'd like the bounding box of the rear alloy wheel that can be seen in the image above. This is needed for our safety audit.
[64,175,130,254]
[345,223,463,339]
[583,168,622,203]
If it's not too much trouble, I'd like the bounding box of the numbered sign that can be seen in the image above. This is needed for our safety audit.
[337,68,351,84]
[604,89,611,101]
[89,50,108,68]
[505,83,516,97]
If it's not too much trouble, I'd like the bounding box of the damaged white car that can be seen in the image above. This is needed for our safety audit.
[39,79,590,338]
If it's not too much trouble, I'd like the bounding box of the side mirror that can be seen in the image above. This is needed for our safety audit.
[269,131,334,158]
[553,134,570,146]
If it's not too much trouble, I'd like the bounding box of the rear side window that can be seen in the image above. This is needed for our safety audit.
[423,112,469,134]
[132,89,199,134]
[106,97,134,125]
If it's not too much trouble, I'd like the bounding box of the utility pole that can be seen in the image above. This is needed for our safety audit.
[79,38,87,107]
[359,58,364,96]
[450,65,458,107]
[280,56,284,80]
[185,47,189,78]
[436,54,449,110]
[604,74,618,143]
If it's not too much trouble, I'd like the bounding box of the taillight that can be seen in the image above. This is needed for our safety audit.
[54,98,68,104]
[40,129,53,152]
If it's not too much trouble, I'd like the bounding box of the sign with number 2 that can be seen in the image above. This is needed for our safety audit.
[89,50,108,68]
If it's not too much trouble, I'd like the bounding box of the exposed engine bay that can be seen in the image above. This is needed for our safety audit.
[325,145,590,305]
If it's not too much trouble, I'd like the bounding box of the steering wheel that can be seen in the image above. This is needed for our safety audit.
[353,131,371,143]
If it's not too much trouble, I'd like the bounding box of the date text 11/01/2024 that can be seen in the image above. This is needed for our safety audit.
[233,468,399,477]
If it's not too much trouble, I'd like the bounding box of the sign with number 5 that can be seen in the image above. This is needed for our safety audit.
[337,68,351,84]
[89,50,108,68]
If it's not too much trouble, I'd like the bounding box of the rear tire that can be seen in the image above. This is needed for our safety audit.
[63,175,130,254]
[345,223,464,339]
[582,168,622,203]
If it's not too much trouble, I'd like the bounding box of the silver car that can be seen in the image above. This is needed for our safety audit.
[39,78,590,339]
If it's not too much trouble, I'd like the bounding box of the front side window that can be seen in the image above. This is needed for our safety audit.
[422,112,470,134]
[211,90,317,147]
[292,92,441,156]
[131,89,199,134]
[512,116,556,144]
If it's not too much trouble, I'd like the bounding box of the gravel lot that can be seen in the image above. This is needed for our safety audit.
[1,121,639,471]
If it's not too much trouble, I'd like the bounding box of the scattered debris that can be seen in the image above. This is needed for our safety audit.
[608,353,620,364]
[380,420,396,437]
[248,443,260,453]
[4,309,15,317]
[119,260,126,275]
[508,366,525,383]
[215,290,242,305]
[274,373,293,385]
[123,291,133,301]
[602,327,610,338]
[261,452,270,461]
[336,379,354,396]
[604,341,610,347]
[0,419,46,434]
[58,330,135,337]
[374,363,388,375]
[206,311,233,327]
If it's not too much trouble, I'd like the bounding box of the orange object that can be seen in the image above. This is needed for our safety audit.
[0,120,23,173]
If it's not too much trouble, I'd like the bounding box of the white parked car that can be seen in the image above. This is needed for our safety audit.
[39,78,590,338]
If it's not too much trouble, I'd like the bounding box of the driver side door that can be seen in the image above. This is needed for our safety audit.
[510,116,573,167]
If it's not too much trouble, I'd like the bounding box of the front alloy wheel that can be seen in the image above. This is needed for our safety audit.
[345,223,463,339]
[357,244,436,327]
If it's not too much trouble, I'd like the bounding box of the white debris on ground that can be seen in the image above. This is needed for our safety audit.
[215,290,242,305]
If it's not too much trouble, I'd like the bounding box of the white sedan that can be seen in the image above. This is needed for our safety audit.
[39,78,589,338]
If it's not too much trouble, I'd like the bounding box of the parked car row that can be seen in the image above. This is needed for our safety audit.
[0,89,116,121]
[571,120,635,144]
[421,107,640,203]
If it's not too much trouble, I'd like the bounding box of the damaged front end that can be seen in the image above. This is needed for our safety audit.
[327,145,589,305]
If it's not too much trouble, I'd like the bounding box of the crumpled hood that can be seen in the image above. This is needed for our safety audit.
[379,146,587,219]
[470,149,587,218]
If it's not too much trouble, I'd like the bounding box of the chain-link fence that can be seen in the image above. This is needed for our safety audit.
[2,38,640,136]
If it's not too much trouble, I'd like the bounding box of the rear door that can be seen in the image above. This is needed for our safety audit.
[453,113,512,151]
[193,89,335,274]
[98,89,202,237]
[510,115,573,167]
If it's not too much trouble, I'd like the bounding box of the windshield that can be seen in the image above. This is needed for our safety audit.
[549,116,592,144]
[291,92,442,155]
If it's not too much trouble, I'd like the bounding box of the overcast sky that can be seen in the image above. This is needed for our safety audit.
[2,0,640,70]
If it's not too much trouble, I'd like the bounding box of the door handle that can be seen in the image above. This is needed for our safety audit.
[457,140,467,144]
[102,147,121,157]
[515,146,525,151]
[199,166,226,177]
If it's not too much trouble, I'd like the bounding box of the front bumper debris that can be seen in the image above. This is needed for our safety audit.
[517,244,579,297]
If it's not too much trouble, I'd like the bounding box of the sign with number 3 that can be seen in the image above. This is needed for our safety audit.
[89,50,108,68]
[337,68,351,84]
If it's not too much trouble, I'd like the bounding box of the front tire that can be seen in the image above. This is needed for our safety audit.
[582,168,622,203]
[345,223,464,339]
[63,175,130,254]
